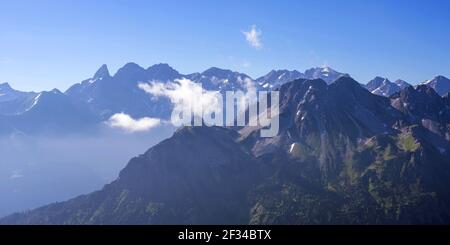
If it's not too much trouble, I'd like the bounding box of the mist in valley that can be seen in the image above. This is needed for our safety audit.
[0,125,176,217]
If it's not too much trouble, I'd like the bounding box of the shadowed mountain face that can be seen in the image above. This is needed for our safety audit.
[391,85,450,124]
[242,77,404,172]
[2,77,450,225]
[65,63,177,120]
[0,83,38,115]
[0,87,100,136]
[243,78,450,224]
[0,127,259,224]
[9,89,100,135]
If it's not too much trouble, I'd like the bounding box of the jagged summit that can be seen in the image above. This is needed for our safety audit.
[146,63,180,81]
[365,76,411,97]
[93,64,110,80]
[303,66,349,84]
[256,69,304,89]
[146,63,176,72]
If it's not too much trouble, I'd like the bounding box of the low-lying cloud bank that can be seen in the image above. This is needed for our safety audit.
[107,113,161,132]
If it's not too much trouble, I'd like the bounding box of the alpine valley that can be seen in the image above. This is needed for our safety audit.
[1,63,450,224]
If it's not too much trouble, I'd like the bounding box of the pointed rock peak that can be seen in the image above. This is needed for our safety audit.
[424,75,450,84]
[93,64,110,80]
[366,76,391,89]
[422,75,450,96]
[0,82,12,91]
[434,75,449,81]
[50,88,62,94]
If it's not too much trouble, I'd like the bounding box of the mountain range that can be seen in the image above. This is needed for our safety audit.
[2,75,449,224]
[1,63,449,137]
[364,77,411,97]
[0,64,349,135]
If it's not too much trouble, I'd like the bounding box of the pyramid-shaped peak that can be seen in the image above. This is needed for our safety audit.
[0,82,13,91]
[93,64,110,80]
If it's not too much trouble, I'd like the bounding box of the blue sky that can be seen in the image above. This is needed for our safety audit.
[0,0,449,91]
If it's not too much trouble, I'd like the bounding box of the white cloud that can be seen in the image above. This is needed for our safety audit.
[139,77,263,128]
[242,25,262,49]
[107,113,161,132]
[139,78,223,125]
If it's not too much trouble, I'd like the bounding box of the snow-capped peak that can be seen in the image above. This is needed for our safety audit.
[303,66,348,84]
